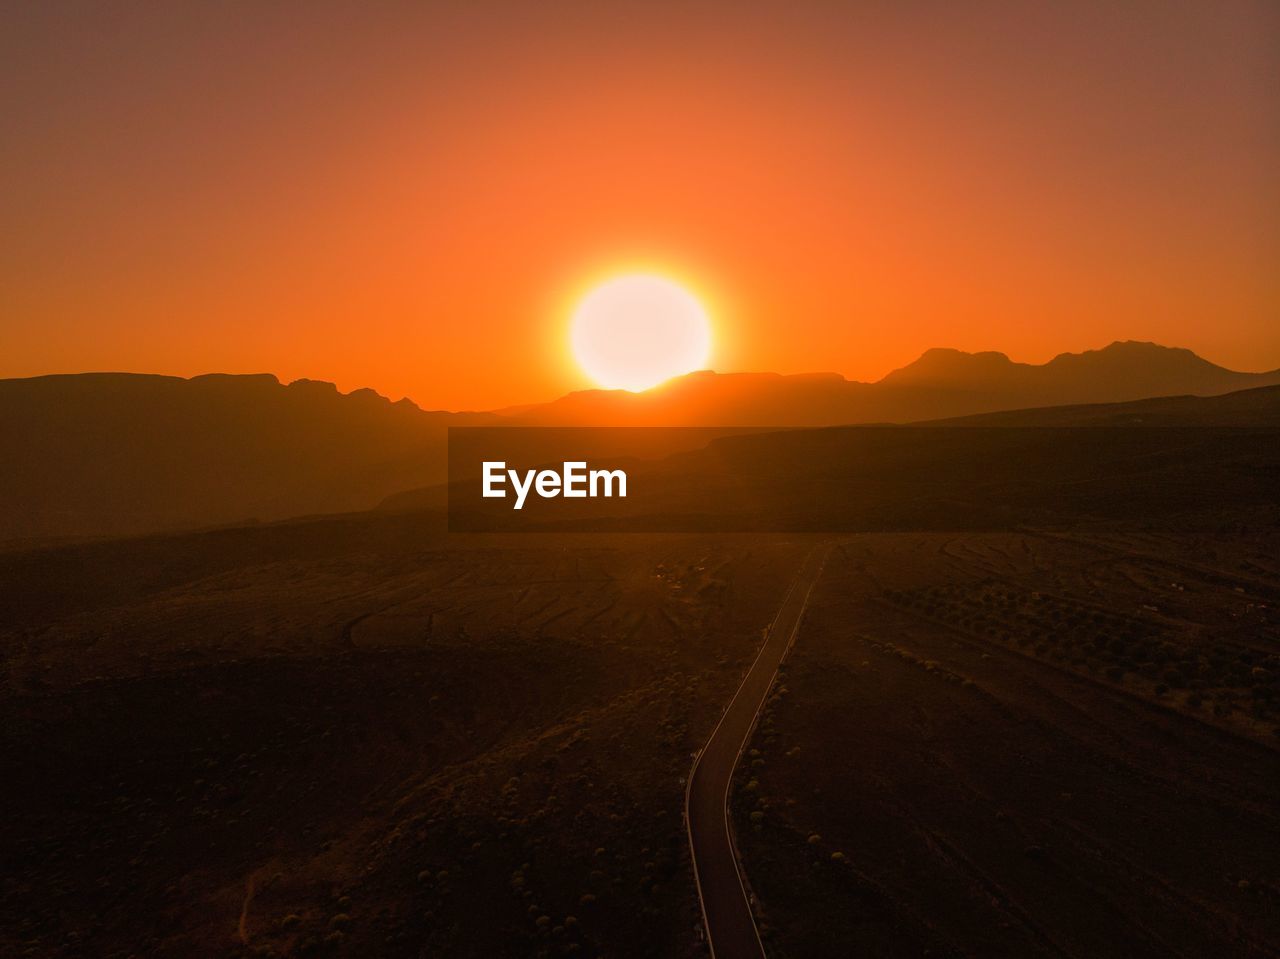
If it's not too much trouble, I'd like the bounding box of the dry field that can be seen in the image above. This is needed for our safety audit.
[734,528,1280,958]
[0,513,813,958]
[5,510,1278,958]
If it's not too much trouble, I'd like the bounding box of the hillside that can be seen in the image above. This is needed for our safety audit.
[920,384,1280,427]
[0,373,492,543]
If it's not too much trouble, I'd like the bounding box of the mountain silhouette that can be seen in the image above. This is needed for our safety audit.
[0,373,493,543]
[3,342,1276,542]
[882,341,1264,395]
[510,341,1280,426]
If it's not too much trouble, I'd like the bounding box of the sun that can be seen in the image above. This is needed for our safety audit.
[570,274,712,391]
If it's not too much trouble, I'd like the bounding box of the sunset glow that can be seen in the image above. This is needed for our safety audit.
[1,3,1276,409]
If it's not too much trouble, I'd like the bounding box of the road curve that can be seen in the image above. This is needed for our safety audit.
[686,547,828,958]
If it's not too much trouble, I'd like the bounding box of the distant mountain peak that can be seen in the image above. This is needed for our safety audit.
[918,346,1012,361]
[881,340,1245,389]
[286,378,340,394]
[879,347,1021,386]
[1046,340,1214,368]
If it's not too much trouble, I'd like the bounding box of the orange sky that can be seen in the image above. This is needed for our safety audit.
[2,1,1278,410]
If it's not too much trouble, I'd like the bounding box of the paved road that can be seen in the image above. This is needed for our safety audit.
[686,547,828,958]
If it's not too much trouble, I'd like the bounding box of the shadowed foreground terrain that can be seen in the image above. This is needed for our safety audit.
[0,515,810,957]
[2,390,1279,958]
[735,530,1280,958]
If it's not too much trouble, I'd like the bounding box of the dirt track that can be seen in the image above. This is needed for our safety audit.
[687,547,827,958]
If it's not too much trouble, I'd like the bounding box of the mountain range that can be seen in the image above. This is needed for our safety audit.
[2,341,1277,542]
[503,341,1280,426]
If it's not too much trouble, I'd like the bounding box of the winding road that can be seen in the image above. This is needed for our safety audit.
[685,547,829,958]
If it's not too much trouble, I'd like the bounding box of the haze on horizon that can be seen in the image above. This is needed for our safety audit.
[2,0,1278,410]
